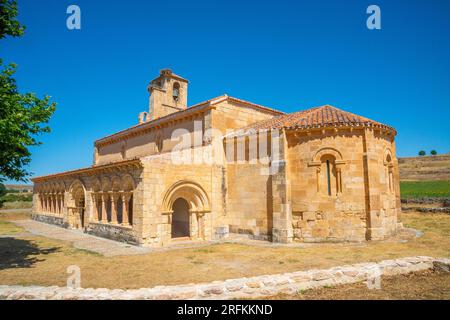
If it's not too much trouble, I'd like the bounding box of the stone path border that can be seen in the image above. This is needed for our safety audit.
[1,256,448,300]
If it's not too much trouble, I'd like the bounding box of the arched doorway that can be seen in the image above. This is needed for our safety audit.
[171,198,190,238]
[162,180,211,242]
[77,197,86,228]
[68,180,86,230]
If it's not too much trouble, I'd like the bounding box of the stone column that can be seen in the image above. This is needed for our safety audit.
[190,211,199,239]
[337,168,342,193]
[91,193,98,222]
[59,193,63,214]
[51,194,55,213]
[388,165,394,193]
[122,192,131,226]
[101,193,107,223]
[56,194,61,214]
[197,212,205,239]
[49,194,54,213]
[110,193,118,224]
[316,167,321,192]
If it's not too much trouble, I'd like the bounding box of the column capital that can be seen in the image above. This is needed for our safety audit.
[122,192,132,202]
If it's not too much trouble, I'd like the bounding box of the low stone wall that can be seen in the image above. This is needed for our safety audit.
[31,213,67,228]
[1,256,448,300]
[85,222,139,245]
[402,206,450,214]
[401,197,450,206]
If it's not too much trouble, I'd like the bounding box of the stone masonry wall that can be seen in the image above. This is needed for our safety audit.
[286,129,368,242]
[31,213,67,228]
[85,223,138,245]
[225,162,272,240]
[365,129,399,239]
[140,151,225,247]
[97,112,207,165]
[1,257,448,300]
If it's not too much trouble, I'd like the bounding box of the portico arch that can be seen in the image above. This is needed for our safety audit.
[67,180,86,229]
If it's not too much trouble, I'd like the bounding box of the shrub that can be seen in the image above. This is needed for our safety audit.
[418,150,426,156]
[0,193,32,203]
[430,150,437,155]
[0,183,6,198]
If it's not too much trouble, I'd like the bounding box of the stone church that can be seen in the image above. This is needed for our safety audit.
[32,69,401,246]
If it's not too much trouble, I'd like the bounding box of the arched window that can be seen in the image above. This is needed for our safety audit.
[321,155,337,196]
[385,154,394,193]
[312,147,344,196]
[172,82,180,101]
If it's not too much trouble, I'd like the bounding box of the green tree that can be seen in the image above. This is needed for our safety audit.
[0,0,56,182]
[0,0,24,38]
[0,182,6,198]
[430,150,437,156]
[418,150,426,156]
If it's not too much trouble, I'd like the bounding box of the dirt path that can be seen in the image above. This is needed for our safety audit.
[13,220,151,257]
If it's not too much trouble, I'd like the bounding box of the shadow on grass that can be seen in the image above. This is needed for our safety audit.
[0,238,61,270]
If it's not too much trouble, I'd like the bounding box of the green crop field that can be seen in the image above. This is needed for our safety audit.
[400,180,450,198]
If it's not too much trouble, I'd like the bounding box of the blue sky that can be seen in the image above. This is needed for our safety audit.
[1,0,449,183]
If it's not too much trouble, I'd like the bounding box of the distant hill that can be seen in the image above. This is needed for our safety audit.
[4,184,33,193]
[399,154,450,181]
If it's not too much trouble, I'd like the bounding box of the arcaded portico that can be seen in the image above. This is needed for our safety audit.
[32,69,401,246]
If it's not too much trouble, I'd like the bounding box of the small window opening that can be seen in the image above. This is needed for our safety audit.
[173,82,180,101]
[326,160,332,196]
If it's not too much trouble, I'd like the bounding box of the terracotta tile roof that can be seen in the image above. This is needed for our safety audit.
[227,105,396,137]
[31,158,142,183]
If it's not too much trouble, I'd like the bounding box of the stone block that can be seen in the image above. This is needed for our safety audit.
[302,211,316,221]
[433,259,450,272]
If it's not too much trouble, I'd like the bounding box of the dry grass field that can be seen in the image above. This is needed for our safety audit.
[399,154,450,181]
[267,270,450,300]
[0,209,449,290]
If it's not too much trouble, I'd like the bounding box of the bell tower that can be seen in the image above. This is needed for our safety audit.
[147,69,189,121]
